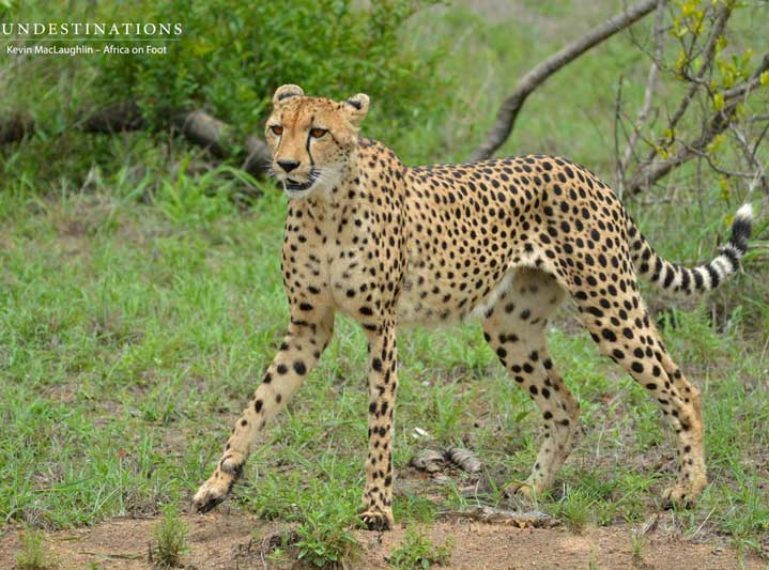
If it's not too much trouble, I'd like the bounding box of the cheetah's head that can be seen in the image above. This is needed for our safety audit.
[265,84,369,199]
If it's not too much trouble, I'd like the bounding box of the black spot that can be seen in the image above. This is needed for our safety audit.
[293,361,307,375]
[602,329,617,342]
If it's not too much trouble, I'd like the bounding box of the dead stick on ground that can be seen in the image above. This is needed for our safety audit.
[469,0,658,162]
[439,506,559,528]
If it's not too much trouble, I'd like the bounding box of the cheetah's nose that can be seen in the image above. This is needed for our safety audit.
[277,159,300,173]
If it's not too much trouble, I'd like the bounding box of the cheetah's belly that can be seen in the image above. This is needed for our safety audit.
[396,261,517,326]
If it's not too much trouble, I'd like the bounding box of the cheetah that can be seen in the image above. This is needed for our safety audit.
[192,85,753,530]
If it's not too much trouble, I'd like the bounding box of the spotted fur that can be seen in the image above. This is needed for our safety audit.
[192,86,753,530]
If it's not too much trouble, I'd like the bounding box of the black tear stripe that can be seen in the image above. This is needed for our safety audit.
[306,115,315,167]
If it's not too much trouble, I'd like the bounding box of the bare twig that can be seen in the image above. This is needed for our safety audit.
[617,0,666,197]
[627,101,736,193]
[729,123,769,195]
[469,0,659,162]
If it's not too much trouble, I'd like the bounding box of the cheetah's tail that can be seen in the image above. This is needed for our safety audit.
[629,204,753,294]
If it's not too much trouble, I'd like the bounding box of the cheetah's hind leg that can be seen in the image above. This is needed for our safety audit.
[482,269,579,498]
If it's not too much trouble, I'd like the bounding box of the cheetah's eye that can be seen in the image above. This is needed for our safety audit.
[270,125,283,136]
[309,128,328,139]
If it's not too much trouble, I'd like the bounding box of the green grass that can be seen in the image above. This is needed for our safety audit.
[389,526,453,569]
[15,528,56,570]
[1,183,767,556]
[1,0,768,567]
[150,504,189,568]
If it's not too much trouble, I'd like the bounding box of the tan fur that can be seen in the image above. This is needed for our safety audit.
[192,87,753,530]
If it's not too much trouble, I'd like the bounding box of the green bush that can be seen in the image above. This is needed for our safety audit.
[1,0,447,193]
[101,0,444,133]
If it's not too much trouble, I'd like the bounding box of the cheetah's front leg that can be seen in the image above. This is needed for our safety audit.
[192,312,334,512]
[360,322,398,530]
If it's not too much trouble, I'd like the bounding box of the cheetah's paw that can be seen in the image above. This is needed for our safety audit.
[662,479,706,509]
[192,473,233,513]
[192,455,244,513]
[360,508,394,531]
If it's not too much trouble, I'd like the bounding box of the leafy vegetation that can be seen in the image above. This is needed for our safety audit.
[96,0,443,132]
[150,505,189,568]
[15,529,55,570]
[1,0,448,191]
[388,526,453,569]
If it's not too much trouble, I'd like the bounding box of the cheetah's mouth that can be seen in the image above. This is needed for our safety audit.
[276,169,321,194]
[283,178,314,192]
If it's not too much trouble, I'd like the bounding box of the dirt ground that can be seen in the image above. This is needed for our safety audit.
[1,510,764,570]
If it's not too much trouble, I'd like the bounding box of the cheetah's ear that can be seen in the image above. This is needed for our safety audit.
[272,84,304,106]
[343,93,370,128]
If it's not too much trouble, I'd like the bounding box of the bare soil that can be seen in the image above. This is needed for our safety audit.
[1,510,763,569]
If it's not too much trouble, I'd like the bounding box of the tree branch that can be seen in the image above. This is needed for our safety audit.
[637,4,732,169]
[469,0,658,162]
[626,52,769,194]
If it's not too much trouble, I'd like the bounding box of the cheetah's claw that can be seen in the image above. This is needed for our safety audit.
[192,469,238,513]
[360,508,394,531]
[661,482,704,510]
[193,489,226,513]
